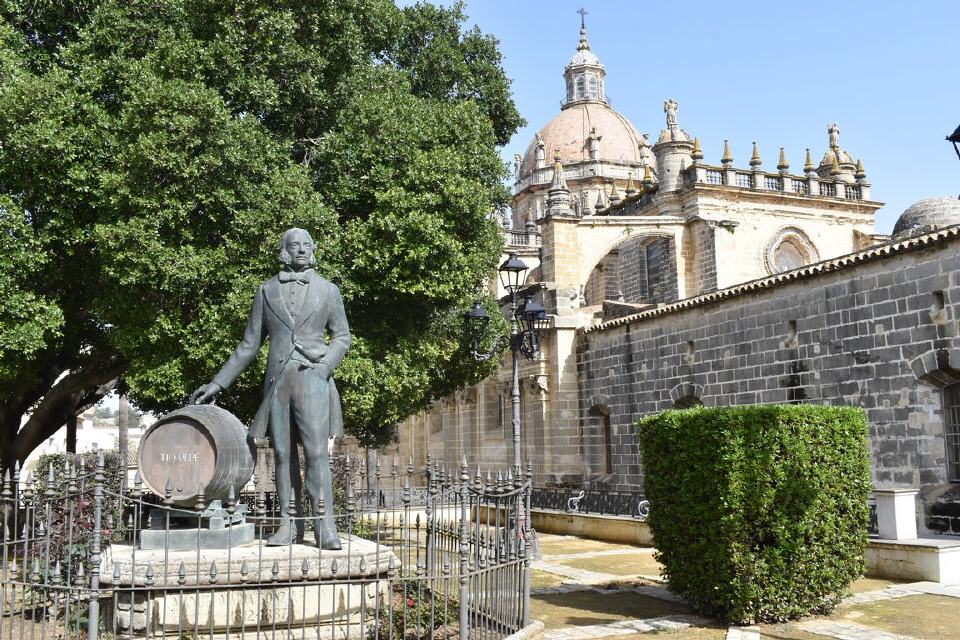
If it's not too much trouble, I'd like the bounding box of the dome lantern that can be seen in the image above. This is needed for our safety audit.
[563,10,606,108]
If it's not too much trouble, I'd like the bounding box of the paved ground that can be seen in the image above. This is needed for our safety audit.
[529,533,960,640]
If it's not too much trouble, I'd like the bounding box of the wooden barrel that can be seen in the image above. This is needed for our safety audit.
[137,405,255,507]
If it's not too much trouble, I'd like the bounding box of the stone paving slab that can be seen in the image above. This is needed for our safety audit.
[797,619,920,640]
[542,614,709,639]
[531,580,686,605]
[725,626,759,640]
[895,581,960,598]
[841,585,925,605]
[532,560,617,582]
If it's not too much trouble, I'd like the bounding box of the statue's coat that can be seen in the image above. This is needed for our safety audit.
[212,271,350,439]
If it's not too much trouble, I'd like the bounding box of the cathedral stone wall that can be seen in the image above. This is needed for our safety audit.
[689,220,717,295]
[618,238,648,303]
[576,231,960,533]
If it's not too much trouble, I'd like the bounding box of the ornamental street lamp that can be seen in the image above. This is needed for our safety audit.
[464,253,546,475]
[949,124,960,163]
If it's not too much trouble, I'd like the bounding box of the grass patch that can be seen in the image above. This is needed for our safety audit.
[530,570,567,589]
[839,594,959,640]
[557,553,662,577]
[847,576,900,593]
[536,534,641,556]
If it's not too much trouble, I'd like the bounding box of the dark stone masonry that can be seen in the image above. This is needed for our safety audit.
[576,228,960,534]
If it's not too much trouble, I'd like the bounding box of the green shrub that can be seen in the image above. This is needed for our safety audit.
[367,580,458,640]
[31,450,128,581]
[637,405,870,624]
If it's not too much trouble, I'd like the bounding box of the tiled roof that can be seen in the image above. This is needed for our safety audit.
[583,224,960,334]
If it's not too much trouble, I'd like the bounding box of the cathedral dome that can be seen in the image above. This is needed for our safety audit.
[892,197,960,241]
[520,102,646,176]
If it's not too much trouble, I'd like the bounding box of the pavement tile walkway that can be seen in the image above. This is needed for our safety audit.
[542,614,710,639]
[532,560,618,582]
[531,534,960,640]
[798,620,921,640]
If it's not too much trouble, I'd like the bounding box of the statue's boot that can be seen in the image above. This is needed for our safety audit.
[315,526,341,550]
[266,525,297,546]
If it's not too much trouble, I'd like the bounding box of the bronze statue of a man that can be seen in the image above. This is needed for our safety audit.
[190,228,350,549]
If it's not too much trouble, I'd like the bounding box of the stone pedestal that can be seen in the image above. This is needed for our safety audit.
[101,536,398,637]
[139,501,255,550]
[875,488,919,540]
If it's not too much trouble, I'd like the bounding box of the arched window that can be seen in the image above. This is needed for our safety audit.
[646,239,666,299]
[765,227,819,274]
[943,383,960,481]
[773,239,806,272]
[575,76,585,99]
[602,413,613,474]
[583,405,613,476]
[587,74,598,99]
[673,396,704,409]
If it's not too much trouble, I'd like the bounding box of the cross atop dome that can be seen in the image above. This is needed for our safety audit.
[577,8,590,51]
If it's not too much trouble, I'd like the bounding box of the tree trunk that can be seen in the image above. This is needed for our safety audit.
[66,415,77,453]
[5,359,125,470]
[118,395,129,468]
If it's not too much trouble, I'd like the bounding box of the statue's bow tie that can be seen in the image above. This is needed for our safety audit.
[279,270,311,284]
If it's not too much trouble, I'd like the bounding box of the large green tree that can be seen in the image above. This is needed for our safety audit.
[0,0,521,468]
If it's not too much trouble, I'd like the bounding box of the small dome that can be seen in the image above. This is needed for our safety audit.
[819,149,855,167]
[892,197,960,241]
[567,48,601,68]
[520,102,646,176]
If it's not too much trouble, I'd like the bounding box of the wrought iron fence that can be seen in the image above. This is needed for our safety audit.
[529,486,649,520]
[1,453,532,639]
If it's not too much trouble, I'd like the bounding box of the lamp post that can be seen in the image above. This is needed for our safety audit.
[464,253,547,476]
[948,124,960,163]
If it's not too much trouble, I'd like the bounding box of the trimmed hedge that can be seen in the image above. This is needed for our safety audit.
[637,405,870,624]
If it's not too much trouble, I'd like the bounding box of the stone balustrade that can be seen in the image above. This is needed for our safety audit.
[689,163,870,201]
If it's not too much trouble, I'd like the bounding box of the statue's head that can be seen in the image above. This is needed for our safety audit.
[279,227,316,270]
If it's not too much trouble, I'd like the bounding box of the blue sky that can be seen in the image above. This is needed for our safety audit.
[451,0,959,233]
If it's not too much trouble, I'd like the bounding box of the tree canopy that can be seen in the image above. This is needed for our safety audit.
[0,0,522,467]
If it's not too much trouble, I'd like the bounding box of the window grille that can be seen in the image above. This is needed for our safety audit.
[764,176,782,191]
[576,76,585,99]
[943,384,960,481]
[820,182,837,197]
[794,180,809,195]
[736,173,754,188]
[705,169,724,185]
[845,184,862,200]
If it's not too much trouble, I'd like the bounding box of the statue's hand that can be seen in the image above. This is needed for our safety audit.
[189,382,222,405]
[293,340,325,363]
